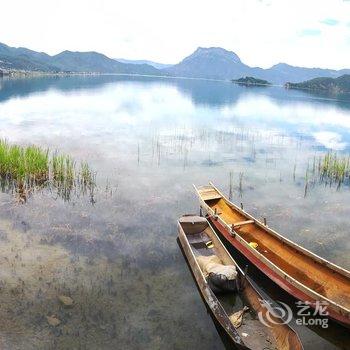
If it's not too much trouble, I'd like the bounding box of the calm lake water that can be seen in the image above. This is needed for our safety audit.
[0,75,349,349]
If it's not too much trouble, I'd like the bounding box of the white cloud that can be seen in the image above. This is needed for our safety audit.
[313,131,347,150]
[222,94,350,132]
[0,0,349,69]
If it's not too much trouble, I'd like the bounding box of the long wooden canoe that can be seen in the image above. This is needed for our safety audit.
[194,183,350,328]
[178,215,303,350]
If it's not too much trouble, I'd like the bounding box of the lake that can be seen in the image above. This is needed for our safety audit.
[0,75,349,349]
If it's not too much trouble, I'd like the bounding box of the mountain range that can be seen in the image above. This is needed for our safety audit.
[165,47,350,84]
[1,42,349,84]
[114,58,172,70]
[0,43,160,75]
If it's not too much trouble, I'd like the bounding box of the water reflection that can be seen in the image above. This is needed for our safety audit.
[0,75,349,349]
[1,74,350,110]
[1,75,349,153]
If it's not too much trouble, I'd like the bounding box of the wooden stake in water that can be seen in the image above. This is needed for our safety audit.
[229,171,233,201]
[238,172,243,198]
[137,143,140,165]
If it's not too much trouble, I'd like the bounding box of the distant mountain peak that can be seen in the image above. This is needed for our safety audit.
[188,47,242,64]
[165,46,246,80]
[55,50,102,56]
[271,63,293,69]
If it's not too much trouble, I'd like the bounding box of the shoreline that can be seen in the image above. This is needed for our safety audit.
[0,70,103,78]
[3,71,349,96]
[0,69,285,87]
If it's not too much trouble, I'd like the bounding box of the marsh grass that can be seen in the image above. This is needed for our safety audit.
[0,140,49,182]
[0,140,96,203]
[302,152,350,196]
[318,152,350,188]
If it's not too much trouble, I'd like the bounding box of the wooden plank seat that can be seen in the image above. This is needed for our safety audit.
[231,220,255,229]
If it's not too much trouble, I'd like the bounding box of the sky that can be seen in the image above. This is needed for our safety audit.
[1,0,350,69]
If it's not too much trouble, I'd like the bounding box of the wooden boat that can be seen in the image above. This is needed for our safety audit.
[194,183,350,328]
[178,215,303,350]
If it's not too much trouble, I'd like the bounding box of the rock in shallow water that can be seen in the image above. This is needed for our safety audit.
[46,315,61,327]
[58,295,74,307]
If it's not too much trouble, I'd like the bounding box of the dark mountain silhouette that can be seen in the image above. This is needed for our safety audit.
[286,74,350,94]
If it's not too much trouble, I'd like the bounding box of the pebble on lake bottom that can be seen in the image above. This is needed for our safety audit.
[46,315,61,327]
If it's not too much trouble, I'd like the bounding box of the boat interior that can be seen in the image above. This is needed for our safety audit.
[202,192,350,314]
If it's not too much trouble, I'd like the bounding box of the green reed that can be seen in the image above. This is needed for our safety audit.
[0,140,96,202]
[318,152,350,186]
[0,140,49,182]
[302,152,350,196]
[79,162,96,189]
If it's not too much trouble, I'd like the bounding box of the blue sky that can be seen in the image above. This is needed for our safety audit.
[0,0,349,69]
[300,29,322,36]
[320,18,339,26]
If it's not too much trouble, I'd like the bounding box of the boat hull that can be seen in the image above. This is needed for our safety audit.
[178,215,303,350]
[177,222,249,349]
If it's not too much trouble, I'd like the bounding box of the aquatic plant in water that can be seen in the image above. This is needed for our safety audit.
[302,152,350,196]
[0,140,49,182]
[318,152,350,187]
[0,140,96,202]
